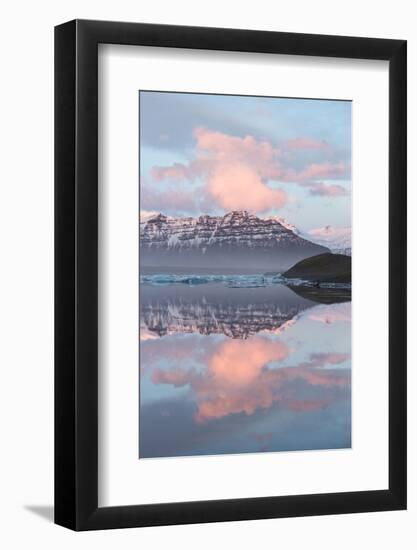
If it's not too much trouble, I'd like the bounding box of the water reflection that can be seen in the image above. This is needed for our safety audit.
[140,281,351,458]
[140,283,313,339]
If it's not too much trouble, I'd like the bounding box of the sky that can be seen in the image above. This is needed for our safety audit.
[139,91,351,233]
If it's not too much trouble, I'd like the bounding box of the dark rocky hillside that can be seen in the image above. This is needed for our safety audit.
[283,253,351,284]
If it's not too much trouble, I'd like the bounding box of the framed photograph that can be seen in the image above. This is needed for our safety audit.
[55,19,406,530]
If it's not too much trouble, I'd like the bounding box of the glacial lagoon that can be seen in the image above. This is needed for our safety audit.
[139,273,351,458]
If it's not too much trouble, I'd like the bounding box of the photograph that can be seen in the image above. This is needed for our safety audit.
[0,1,409,543]
[139,91,352,458]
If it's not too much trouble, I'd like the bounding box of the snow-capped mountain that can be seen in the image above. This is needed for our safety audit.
[306,226,351,256]
[140,210,159,223]
[140,210,329,271]
[264,219,351,256]
[265,215,301,236]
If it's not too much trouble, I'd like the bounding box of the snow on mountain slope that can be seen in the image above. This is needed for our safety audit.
[139,210,330,270]
[140,210,160,223]
[265,215,301,235]
[306,225,351,256]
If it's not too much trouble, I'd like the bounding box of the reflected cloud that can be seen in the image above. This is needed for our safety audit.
[301,352,350,368]
[209,337,289,385]
[140,334,213,373]
[150,335,350,423]
[308,302,351,324]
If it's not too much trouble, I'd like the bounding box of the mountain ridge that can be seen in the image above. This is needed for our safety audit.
[306,225,351,256]
[140,210,330,271]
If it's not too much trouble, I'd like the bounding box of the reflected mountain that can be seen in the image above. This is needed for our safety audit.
[139,281,352,458]
[287,284,351,304]
[140,282,316,339]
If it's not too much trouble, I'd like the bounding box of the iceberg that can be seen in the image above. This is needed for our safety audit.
[140,273,288,288]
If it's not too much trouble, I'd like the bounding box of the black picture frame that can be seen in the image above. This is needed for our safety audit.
[55,19,407,531]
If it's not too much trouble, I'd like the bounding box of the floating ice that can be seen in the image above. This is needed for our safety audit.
[140,274,224,286]
[140,272,350,289]
[141,273,286,288]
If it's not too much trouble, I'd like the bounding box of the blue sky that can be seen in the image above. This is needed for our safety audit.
[140,91,351,233]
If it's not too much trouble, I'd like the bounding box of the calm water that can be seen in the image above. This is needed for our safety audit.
[139,277,351,458]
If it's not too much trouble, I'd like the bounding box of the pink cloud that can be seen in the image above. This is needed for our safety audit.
[208,163,287,212]
[152,367,195,387]
[308,352,350,367]
[150,336,350,423]
[307,182,349,197]
[285,137,330,151]
[291,367,348,388]
[151,163,190,182]
[285,161,347,183]
[209,337,289,386]
[293,352,350,372]
[141,185,203,213]
[194,127,284,179]
[149,129,349,213]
